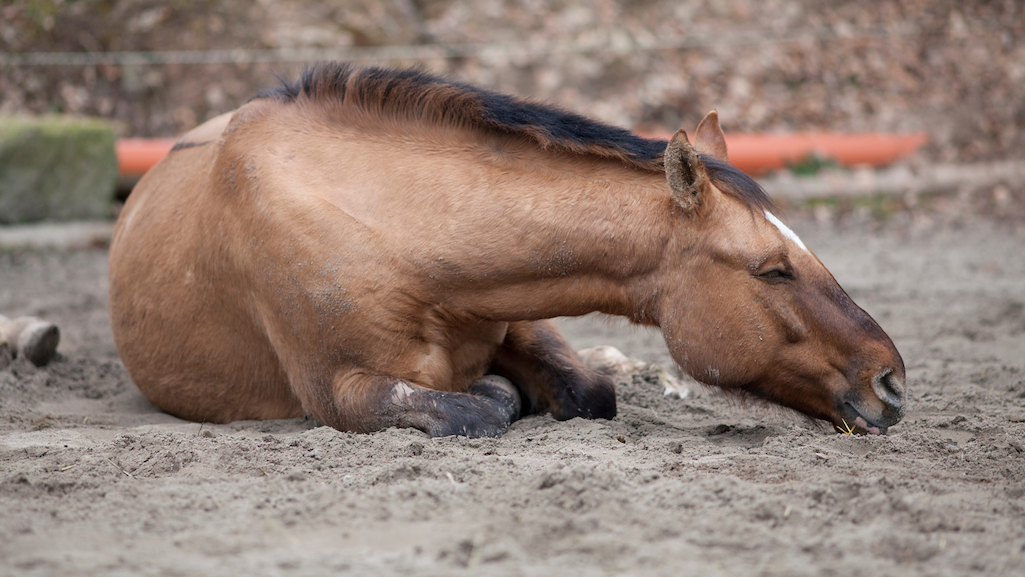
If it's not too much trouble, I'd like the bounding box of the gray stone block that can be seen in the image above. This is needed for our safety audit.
[0,116,117,224]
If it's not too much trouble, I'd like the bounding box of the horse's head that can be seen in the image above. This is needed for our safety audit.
[656,112,905,434]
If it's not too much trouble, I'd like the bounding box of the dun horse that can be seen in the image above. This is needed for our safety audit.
[109,64,906,438]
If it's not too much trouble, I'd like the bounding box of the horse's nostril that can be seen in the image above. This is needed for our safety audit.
[872,368,905,410]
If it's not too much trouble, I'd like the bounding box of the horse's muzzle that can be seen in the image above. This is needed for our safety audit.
[841,367,906,435]
[871,367,906,416]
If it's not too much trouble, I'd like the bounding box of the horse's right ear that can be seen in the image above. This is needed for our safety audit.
[694,110,728,162]
[664,129,710,213]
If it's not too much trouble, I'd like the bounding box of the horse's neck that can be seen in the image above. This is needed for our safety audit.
[423,151,673,323]
[275,116,673,323]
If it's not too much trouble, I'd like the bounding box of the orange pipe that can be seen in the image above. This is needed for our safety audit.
[115,133,928,177]
[723,132,928,174]
[636,131,928,174]
[116,138,176,177]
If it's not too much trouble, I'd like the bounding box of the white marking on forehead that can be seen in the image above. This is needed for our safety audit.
[763,210,808,253]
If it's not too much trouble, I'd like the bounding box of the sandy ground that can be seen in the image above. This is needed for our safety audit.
[1,211,1024,576]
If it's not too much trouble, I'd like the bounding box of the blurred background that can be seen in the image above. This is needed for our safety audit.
[1,0,1021,165]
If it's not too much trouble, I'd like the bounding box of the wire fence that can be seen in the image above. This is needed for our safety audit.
[0,22,977,67]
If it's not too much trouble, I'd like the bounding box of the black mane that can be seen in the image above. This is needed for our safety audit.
[254,62,774,212]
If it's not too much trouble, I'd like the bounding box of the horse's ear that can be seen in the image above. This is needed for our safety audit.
[694,110,728,162]
[665,129,710,213]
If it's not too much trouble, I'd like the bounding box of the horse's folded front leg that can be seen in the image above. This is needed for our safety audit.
[490,320,616,421]
[323,371,521,438]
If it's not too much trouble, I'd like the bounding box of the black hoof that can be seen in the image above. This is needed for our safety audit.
[468,375,522,423]
[425,376,522,438]
[552,374,617,421]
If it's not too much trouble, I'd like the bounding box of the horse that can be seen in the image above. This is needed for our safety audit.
[108,63,906,438]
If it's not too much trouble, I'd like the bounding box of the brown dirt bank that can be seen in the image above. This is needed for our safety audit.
[1,212,1024,576]
[3,0,1023,165]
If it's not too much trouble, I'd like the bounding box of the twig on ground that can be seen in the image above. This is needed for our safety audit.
[103,455,133,478]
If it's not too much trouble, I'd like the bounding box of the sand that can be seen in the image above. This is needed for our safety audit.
[1,214,1024,576]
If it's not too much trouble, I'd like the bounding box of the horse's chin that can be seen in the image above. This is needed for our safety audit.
[838,402,890,435]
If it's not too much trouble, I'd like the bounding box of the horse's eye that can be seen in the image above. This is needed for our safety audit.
[758,268,793,281]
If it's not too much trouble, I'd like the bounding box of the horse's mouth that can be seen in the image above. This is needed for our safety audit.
[839,403,888,436]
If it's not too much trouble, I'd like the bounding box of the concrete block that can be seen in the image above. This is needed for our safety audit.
[0,116,117,224]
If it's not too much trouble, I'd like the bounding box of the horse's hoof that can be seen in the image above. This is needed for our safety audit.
[468,375,522,423]
[17,319,61,367]
[422,376,522,438]
[551,372,617,421]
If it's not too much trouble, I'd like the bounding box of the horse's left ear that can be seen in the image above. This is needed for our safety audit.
[694,110,728,161]
[665,129,710,213]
